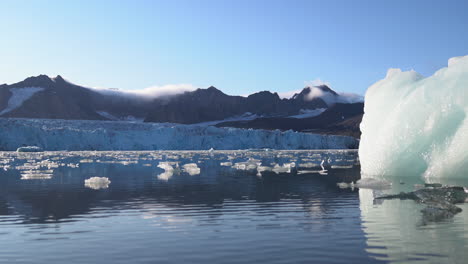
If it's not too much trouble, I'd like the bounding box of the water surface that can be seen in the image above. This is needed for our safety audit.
[0,150,466,264]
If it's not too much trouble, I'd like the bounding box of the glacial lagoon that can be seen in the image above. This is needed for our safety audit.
[1,150,468,264]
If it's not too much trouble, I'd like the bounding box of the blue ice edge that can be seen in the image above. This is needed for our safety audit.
[0,118,358,151]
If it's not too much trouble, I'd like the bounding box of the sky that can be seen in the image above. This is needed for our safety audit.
[0,0,467,96]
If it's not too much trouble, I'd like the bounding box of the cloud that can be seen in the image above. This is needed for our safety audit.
[58,76,196,100]
[88,84,196,100]
[278,79,333,99]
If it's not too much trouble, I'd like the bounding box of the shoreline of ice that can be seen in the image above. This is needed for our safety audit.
[0,118,358,151]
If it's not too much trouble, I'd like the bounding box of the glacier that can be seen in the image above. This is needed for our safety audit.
[359,55,468,181]
[0,118,358,151]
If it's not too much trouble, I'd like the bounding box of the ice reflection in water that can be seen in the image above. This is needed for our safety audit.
[0,150,466,263]
[360,176,468,264]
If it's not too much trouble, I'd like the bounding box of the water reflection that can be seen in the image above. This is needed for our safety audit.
[0,150,384,264]
[360,177,468,264]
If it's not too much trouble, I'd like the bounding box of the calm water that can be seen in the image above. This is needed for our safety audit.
[0,150,467,264]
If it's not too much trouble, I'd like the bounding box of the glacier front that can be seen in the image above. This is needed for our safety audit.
[359,55,468,181]
[0,118,358,151]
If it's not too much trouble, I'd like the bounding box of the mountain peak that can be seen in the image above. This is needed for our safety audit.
[53,75,65,82]
[311,84,338,96]
[21,74,55,86]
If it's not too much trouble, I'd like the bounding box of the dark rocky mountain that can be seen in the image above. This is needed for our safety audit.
[0,75,152,120]
[216,103,364,138]
[144,86,329,124]
[0,75,364,137]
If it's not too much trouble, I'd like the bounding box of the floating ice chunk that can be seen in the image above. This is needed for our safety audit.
[84,177,111,190]
[272,163,295,174]
[20,169,53,180]
[182,163,200,176]
[16,146,43,152]
[359,55,468,180]
[298,162,320,168]
[297,170,322,174]
[331,165,354,169]
[157,162,178,180]
[233,158,261,171]
[337,182,354,189]
[257,166,272,172]
[220,162,233,166]
[355,178,391,190]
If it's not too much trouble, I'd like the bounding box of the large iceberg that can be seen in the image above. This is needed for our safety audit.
[359,55,468,180]
[0,118,358,151]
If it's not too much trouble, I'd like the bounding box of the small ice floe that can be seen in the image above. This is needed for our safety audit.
[16,146,43,152]
[337,182,354,189]
[355,178,392,190]
[233,158,261,171]
[256,165,272,177]
[20,170,53,180]
[319,160,328,175]
[220,162,233,167]
[84,177,111,190]
[331,165,354,169]
[157,162,179,181]
[297,170,322,175]
[182,163,200,176]
[298,163,320,168]
[272,162,295,174]
[257,166,272,173]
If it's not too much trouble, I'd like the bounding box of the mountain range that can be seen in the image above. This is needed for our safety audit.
[0,75,364,137]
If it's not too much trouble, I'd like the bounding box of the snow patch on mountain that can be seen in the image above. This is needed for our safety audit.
[193,112,261,126]
[0,87,44,116]
[290,108,326,119]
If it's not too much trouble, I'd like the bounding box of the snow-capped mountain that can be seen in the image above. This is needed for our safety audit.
[0,75,363,136]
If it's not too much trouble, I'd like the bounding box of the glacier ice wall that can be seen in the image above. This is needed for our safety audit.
[0,118,358,151]
[359,56,468,180]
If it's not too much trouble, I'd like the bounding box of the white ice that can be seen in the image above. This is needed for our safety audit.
[0,118,358,151]
[182,163,200,176]
[359,55,468,180]
[84,177,111,190]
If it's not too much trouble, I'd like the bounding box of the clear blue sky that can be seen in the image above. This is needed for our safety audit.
[0,0,467,96]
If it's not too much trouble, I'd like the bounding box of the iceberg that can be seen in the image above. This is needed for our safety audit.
[84,177,111,190]
[0,118,358,151]
[359,55,468,181]
[16,146,43,152]
[182,163,200,176]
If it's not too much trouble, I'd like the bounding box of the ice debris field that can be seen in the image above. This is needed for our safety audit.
[0,118,358,151]
[360,55,468,180]
[0,149,359,183]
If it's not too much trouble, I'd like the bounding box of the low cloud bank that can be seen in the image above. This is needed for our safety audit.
[89,84,196,100]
